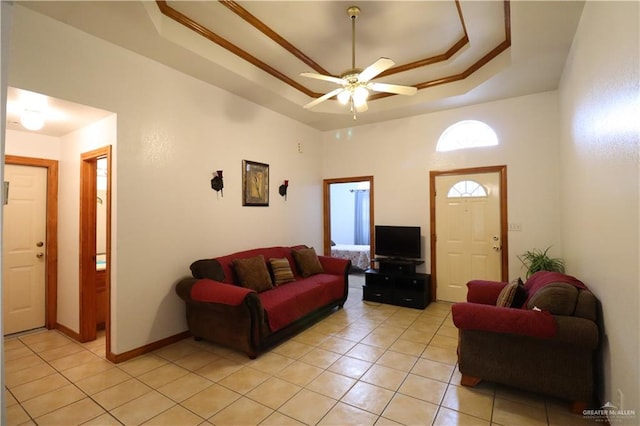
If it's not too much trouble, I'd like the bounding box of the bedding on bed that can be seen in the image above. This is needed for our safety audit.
[331,244,371,270]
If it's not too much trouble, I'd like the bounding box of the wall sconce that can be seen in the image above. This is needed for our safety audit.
[211,170,224,197]
[279,180,289,200]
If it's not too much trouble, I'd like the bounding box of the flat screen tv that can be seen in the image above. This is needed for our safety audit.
[374,225,421,260]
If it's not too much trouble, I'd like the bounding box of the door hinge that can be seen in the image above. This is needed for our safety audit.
[3,181,9,205]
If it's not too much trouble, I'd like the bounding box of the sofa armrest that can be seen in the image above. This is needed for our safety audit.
[554,316,599,348]
[177,278,256,306]
[176,277,198,301]
[466,280,508,304]
[318,255,351,276]
[452,302,556,338]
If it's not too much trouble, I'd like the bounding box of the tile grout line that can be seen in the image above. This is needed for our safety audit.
[5,296,570,426]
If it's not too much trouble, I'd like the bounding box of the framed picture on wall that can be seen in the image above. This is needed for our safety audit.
[242,160,269,206]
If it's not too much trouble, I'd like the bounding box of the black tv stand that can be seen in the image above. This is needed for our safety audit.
[374,258,424,275]
[363,258,431,309]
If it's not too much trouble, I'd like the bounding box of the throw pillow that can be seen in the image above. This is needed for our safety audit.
[232,255,273,292]
[511,277,527,308]
[526,282,579,315]
[496,278,527,308]
[190,259,225,281]
[269,257,295,285]
[292,247,324,277]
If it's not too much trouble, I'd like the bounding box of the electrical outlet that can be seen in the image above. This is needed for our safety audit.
[616,388,624,410]
[508,222,522,231]
[297,141,304,153]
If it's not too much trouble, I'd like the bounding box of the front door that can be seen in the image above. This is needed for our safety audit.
[3,164,47,334]
[434,170,504,302]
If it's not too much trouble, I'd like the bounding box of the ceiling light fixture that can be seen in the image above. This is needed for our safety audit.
[20,108,44,131]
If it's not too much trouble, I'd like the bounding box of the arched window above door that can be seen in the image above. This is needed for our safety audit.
[447,180,488,198]
[436,120,498,152]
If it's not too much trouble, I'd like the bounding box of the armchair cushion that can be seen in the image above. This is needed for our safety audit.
[524,271,587,304]
[526,283,579,315]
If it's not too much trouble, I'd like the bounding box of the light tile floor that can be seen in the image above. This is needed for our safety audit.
[5,278,600,425]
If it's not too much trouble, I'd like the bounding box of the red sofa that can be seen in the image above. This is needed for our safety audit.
[175,246,350,358]
[452,272,601,412]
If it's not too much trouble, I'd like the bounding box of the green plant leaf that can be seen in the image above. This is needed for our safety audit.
[518,246,565,278]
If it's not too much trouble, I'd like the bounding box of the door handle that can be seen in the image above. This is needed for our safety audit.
[492,246,501,252]
[36,252,44,259]
[36,241,44,247]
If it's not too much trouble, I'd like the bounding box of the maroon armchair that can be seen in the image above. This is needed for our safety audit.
[452,272,601,413]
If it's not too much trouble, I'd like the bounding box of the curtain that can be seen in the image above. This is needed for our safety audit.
[354,189,370,245]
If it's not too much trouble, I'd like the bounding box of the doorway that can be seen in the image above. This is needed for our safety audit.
[322,176,374,272]
[79,146,111,355]
[430,165,508,302]
[3,156,58,335]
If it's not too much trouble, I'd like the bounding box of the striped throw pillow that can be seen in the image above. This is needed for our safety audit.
[269,258,295,286]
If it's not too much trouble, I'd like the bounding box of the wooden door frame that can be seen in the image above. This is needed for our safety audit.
[79,146,111,358]
[4,155,58,330]
[322,176,375,263]
[429,165,508,301]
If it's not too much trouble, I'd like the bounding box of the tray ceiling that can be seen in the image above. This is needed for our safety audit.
[13,1,585,132]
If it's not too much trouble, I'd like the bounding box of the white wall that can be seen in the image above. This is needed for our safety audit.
[5,129,60,159]
[322,91,563,278]
[8,6,323,353]
[559,1,639,417]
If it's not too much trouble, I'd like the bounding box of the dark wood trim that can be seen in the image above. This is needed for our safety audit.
[220,1,330,76]
[155,1,511,103]
[79,146,112,361]
[155,0,319,98]
[79,153,97,342]
[322,176,374,267]
[55,322,81,341]
[378,36,469,78]
[4,155,58,331]
[429,165,508,301]
[108,331,191,364]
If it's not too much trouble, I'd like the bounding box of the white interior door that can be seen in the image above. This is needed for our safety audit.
[435,172,502,302]
[3,164,47,335]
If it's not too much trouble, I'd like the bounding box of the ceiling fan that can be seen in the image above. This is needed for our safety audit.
[301,5,417,117]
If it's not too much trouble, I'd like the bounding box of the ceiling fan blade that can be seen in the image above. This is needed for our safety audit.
[358,57,395,82]
[300,72,346,85]
[303,88,345,109]
[368,82,418,96]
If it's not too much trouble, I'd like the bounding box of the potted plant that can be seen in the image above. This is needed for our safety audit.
[518,246,565,278]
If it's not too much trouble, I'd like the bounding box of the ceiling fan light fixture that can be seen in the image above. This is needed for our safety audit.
[300,5,416,115]
[337,89,351,105]
[352,86,369,107]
